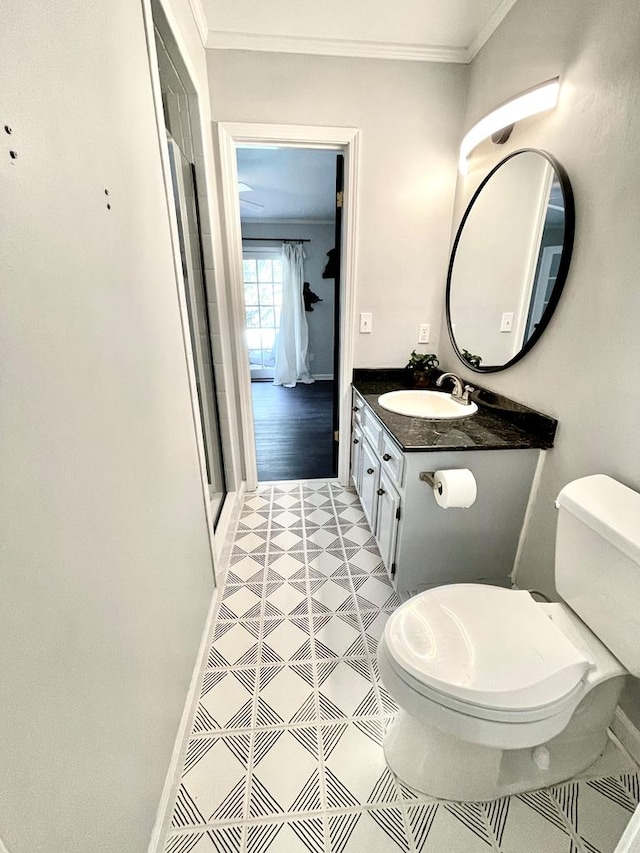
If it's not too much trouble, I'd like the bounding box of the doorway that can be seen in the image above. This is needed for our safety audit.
[217,123,360,492]
[236,146,340,481]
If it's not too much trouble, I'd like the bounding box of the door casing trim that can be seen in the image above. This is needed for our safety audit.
[217,122,361,490]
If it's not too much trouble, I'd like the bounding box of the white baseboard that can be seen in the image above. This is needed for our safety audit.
[147,484,246,853]
[612,706,640,767]
[146,586,222,853]
[312,373,334,381]
[213,483,245,577]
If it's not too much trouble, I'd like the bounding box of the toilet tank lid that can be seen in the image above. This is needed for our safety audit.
[556,475,640,565]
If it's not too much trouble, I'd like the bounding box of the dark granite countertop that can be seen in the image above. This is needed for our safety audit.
[352,369,556,453]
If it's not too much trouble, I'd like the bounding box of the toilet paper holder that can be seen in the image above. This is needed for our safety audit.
[419,471,443,494]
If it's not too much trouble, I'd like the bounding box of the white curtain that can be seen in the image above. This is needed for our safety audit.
[273,242,314,388]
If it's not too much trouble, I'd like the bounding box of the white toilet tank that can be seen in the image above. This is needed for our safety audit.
[555,474,640,675]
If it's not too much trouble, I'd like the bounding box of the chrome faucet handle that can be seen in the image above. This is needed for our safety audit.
[436,373,475,405]
[461,384,475,405]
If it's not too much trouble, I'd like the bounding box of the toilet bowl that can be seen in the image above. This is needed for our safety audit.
[378,475,640,802]
[378,585,626,801]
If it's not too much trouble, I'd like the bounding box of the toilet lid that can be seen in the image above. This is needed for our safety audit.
[385,585,593,711]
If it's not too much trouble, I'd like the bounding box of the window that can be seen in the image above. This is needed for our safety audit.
[243,250,283,378]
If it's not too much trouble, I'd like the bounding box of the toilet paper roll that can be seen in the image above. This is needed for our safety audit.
[433,469,477,508]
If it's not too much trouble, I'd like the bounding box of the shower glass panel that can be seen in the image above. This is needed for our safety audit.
[167,137,227,525]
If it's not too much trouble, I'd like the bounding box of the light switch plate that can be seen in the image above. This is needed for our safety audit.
[501,312,514,332]
[360,312,372,333]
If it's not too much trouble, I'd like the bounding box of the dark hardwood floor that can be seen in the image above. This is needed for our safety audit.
[251,380,336,481]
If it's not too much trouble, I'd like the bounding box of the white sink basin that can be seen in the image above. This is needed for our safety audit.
[377,390,478,420]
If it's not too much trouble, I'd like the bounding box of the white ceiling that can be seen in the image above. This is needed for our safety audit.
[237,147,339,222]
[202,0,519,63]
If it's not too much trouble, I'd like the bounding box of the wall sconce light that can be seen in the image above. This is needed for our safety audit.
[458,77,560,174]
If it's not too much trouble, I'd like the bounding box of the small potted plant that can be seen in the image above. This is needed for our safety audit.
[462,349,482,368]
[406,350,439,388]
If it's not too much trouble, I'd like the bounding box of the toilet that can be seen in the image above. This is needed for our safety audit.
[378,474,640,802]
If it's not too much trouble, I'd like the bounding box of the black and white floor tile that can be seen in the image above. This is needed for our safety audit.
[165,480,639,853]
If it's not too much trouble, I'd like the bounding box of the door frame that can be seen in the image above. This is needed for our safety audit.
[217,122,361,491]
[141,0,218,576]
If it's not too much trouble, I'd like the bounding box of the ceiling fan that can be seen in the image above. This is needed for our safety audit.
[238,181,264,211]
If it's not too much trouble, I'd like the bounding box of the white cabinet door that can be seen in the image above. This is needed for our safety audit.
[359,439,380,531]
[375,469,400,580]
[351,424,363,492]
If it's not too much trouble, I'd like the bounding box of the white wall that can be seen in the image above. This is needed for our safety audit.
[438,0,640,721]
[241,222,336,376]
[207,50,468,368]
[0,2,217,851]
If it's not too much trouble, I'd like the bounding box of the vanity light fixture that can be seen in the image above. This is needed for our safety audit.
[458,77,560,174]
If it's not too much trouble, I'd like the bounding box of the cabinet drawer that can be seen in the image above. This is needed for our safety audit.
[380,432,405,488]
[352,389,365,429]
[362,411,383,453]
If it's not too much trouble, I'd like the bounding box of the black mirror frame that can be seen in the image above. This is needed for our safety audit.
[446,148,575,373]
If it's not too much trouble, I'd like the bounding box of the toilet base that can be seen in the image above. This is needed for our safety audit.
[383,677,625,802]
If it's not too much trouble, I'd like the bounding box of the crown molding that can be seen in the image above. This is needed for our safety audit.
[206,30,468,64]
[187,0,209,47]
[202,1,519,63]
[466,0,519,61]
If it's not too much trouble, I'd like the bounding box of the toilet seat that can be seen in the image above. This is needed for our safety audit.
[381,640,586,724]
[385,585,594,714]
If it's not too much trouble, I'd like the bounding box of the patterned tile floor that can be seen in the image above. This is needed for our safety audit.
[164,480,639,853]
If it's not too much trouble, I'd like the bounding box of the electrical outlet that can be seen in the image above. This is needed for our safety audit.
[360,312,372,333]
[418,323,430,344]
[501,312,514,333]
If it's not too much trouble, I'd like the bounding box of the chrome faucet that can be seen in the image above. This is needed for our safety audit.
[436,372,475,406]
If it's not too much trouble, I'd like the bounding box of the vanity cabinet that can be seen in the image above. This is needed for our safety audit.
[351,388,541,597]
[351,423,363,491]
[375,469,401,574]
[359,438,381,531]
[351,389,403,580]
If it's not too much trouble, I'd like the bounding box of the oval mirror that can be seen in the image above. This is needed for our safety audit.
[446,149,575,372]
